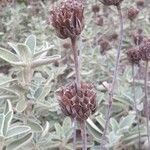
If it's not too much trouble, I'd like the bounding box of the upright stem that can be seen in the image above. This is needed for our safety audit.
[71,37,81,89]
[73,118,77,150]
[144,60,150,148]
[132,64,141,150]
[81,121,87,150]
[71,36,82,149]
[101,4,124,144]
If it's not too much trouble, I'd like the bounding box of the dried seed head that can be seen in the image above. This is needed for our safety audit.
[51,0,84,39]
[139,39,150,61]
[57,82,96,122]
[136,0,145,7]
[100,0,123,6]
[126,47,141,64]
[95,15,104,26]
[99,38,111,54]
[127,7,139,21]
[108,32,118,41]
[92,4,100,13]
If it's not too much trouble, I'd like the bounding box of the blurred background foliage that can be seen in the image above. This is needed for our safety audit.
[0,0,150,149]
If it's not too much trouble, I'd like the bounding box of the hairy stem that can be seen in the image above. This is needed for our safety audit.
[81,121,87,150]
[71,37,81,89]
[132,64,141,149]
[101,4,124,144]
[145,60,150,148]
[73,118,77,150]
[71,36,81,149]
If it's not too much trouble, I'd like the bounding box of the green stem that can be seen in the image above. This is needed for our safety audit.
[71,37,81,89]
[81,121,87,150]
[73,118,77,150]
[145,60,150,148]
[132,64,141,149]
[101,4,124,145]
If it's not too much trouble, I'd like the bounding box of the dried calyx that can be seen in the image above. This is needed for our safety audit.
[99,0,123,6]
[127,47,141,64]
[57,82,96,122]
[51,0,84,39]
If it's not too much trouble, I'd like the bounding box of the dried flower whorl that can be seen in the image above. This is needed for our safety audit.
[100,0,123,6]
[57,82,96,122]
[126,47,141,64]
[139,39,150,61]
[51,0,84,39]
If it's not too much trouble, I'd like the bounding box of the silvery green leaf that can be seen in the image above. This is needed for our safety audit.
[0,114,5,136]
[110,118,119,132]
[33,45,55,59]
[95,115,106,129]
[3,111,13,136]
[4,100,13,115]
[0,47,20,64]
[16,99,27,113]
[62,117,72,140]
[32,55,61,68]
[17,44,32,62]
[108,131,122,146]
[119,115,135,129]
[25,35,36,54]
[41,121,50,137]
[36,74,54,102]
[0,76,17,86]
[87,121,102,142]
[54,123,62,139]
[6,132,32,150]
[87,118,103,134]
[0,87,20,98]
[6,126,31,139]
[27,120,43,132]
[8,42,20,56]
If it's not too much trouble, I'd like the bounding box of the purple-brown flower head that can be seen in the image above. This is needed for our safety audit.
[126,47,141,64]
[127,7,139,21]
[139,39,150,61]
[100,0,123,6]
[57,82,96,122]
[51,0,84,39]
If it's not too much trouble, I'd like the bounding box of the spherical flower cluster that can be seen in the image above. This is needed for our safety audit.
[57,82,96,122]
[51,0,84,39]
[127,47,141,64]
[128,7,139,21]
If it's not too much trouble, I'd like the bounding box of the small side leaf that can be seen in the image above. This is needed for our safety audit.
[25,35,36,54]
[0,47,20,64]
[16,99,27,113]
[3,111,13,136]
